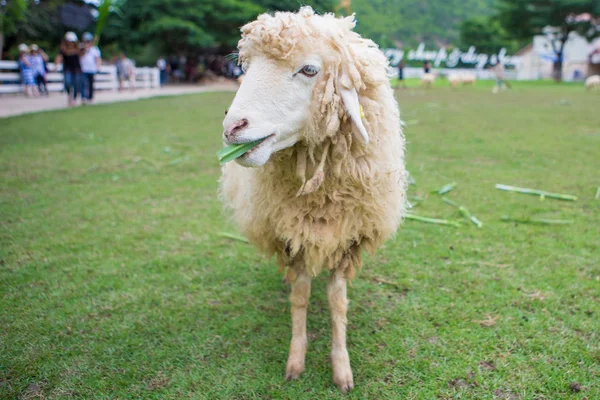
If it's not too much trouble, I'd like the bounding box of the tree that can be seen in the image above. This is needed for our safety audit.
[4,0,88,59]
[0,0,28,59]
[103,0,335,56]
[460,16,522,54]
[351,0,496,48]
[497,0,600,81]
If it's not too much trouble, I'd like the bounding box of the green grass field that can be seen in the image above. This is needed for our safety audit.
[1,82,599,399]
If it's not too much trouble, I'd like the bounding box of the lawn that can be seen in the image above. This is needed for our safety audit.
[1,82,599,399]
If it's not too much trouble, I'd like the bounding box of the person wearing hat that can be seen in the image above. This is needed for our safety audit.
[80,32,102,103]
[29,44,49,96]
[55,31,83,106]
[18,44,38,97]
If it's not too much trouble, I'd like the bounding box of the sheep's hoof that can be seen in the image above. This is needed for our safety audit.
[332,353,354,393]
[333,374,354,393]
[285,359,305,381]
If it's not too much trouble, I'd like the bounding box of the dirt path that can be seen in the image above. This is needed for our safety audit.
[0,83,238,119]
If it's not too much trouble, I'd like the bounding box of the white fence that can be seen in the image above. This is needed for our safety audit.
[389,66,518,80]
[0,60,160,94]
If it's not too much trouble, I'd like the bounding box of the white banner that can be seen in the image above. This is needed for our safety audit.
[383,43,521,69]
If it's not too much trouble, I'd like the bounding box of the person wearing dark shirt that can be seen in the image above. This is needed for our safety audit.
[396,59,406,88]
[55,32,83,106]
[423,61,431,73]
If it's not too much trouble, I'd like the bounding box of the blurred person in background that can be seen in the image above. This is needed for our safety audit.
[80,32,102,104]
[169,56,182,81]
[492,62,511,93]
[55,32,83,106]
[397,59,406,88]
[185,57,196,82]
[18,44,38,97]
[117,52,135,91]
[157,56,168,86]
[423,61,431,73]
[29,44,49,96]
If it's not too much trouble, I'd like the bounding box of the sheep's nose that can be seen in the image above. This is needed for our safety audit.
[224,118,249,142]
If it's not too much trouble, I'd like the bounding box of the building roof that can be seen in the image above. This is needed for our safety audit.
[515,43,533,56]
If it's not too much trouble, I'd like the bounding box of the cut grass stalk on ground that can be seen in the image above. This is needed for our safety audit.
[432,182,457,195]
[442,197,483,228]
[500,216,575,225]
[495,183,578,201]
[218,232,250,243]
[405,214,460,227]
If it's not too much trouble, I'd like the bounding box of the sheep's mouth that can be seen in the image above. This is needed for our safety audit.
[239,133,276,158]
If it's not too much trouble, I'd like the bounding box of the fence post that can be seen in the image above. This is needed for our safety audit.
[144,68,151,89]
[107,65,118,91]
[152,68,160,88]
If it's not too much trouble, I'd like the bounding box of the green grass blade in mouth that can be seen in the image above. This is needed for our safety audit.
[217,138,266,165]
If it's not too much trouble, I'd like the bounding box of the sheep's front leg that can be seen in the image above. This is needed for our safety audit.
[285,272,311,380]
[327,269,354,393]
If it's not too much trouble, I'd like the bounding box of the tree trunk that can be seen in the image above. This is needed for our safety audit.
[553,57,563,82]
[0,32,4,60]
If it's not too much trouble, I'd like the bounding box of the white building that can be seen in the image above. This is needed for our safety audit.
[516,31,600,81]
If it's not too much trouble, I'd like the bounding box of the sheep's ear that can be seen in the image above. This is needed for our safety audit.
[339,86,369,145]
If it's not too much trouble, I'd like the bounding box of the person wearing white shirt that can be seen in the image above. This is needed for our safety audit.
[29,44,49,95]
[157,56,168,86]
[80,32,102,103]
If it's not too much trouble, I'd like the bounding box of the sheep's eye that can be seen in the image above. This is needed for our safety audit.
[299,65,319,77]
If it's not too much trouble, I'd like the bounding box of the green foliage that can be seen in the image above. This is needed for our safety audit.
[256,0,335,13]
[94,0,115,42]
[0,0,27,34]
[5,0,81,58]
[352,0,497,48]
[1,84,599,398]
[102,0,335,57]
[0,0,28,57]
[497,0,600,41]
[459,16,522,54]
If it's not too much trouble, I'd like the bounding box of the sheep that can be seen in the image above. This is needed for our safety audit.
[448,71,477,88]
[585,75,600,91]
[448,72,462,88]
[219,7,406,393]
[421,72,436,88]
[461,71,477,86]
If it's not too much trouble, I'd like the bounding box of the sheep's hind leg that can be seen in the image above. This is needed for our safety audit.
[285,271,311,380]
[327,269,354,393]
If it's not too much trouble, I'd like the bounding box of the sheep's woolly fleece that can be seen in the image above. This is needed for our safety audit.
[220,7,407,281]
[585,75,600,90]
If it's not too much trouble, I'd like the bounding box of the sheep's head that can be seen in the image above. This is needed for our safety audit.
[222,7,389,167]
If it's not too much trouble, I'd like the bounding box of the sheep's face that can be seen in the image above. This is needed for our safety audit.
[222,55,322,167]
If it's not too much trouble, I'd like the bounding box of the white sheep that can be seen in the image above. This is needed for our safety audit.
[585,75,600,91]
[461,71,477,85]
[219,7,407,392]
[448,71,477,88]
[421,72,436,88]
[448,72,462,88]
